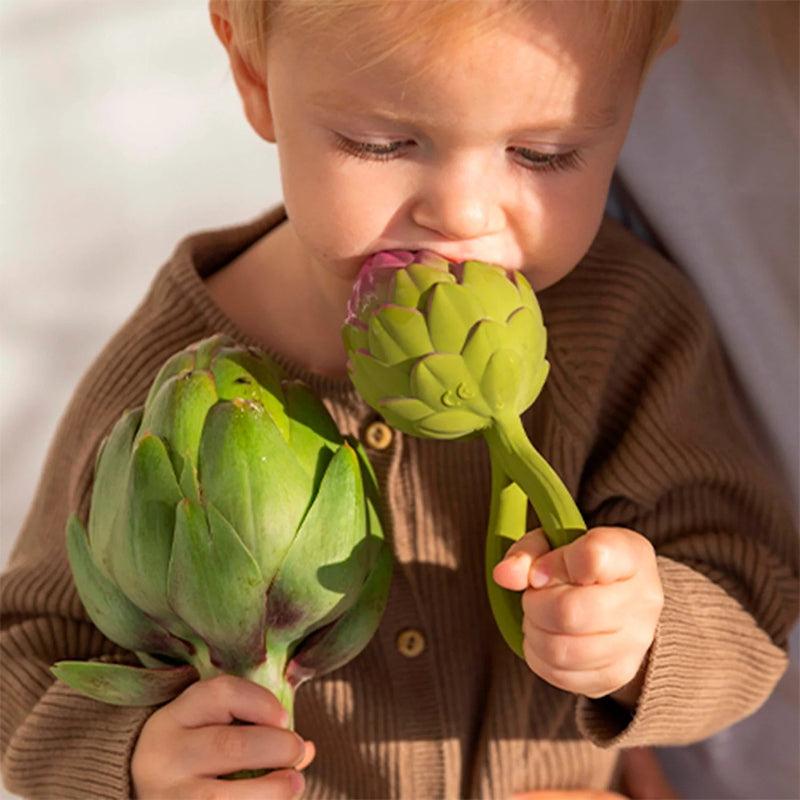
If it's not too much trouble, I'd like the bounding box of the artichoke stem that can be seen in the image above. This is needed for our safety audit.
[217,654,295,782]
[485,412,586,549]
[190,640,224,681]
[485,451,529,657]
[187,642,295,726]
[245,649,296,727]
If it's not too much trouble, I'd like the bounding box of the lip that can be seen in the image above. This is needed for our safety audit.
[368,248,509,268]
[411,248,479,264]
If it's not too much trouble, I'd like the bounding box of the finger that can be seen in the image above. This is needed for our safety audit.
[522,582,630,635]
[522,640,643,698]
[523,627,623,673]
[182,769,304,800]
[296,740,316,771]
[528,527,645,588]
[168,674,291,729]
[178,723,306,777]
[493,529,551,591]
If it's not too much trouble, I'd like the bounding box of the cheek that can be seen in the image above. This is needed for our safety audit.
[523,178,608,290]
[282,158,400,255]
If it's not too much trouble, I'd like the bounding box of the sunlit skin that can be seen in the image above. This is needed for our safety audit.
[207,2,643,378]
[130,3,669,797]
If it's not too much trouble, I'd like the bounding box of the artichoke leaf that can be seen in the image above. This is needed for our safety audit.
[506,306,543,351]
[178,457,201,502]
[512,271,542,324]
[481,349,523,413]
[142,349,197,410]
[405,261,455,299]
[198,400,312,580]
[460,261,522,320]
[138,370,218,479]
[66,514,190,659]
[51,660,197,707]
[217,344,285,399]
[342,322,369,357]
[348,350,411,401]
[349,437,386,557]
[461,319,512,386]
[284,381,343,483]
[107,434,184,629]
[266,444,368,646]
[378,397,435,426]
[289,543,392,684]
[410,353,488,416]
[426,282,486,354]
[367,306,432,366]
[210,355,289,442]
[87,407,143,564]
[387,268,425,310]
[415,409,486,439]
[380,305,434,360]
[193,334,230,370]
[168,499,267,672]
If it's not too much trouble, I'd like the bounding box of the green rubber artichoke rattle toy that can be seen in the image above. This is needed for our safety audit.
[342,251,587,658]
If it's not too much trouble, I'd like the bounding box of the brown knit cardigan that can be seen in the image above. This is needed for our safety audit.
[2,209,797,799]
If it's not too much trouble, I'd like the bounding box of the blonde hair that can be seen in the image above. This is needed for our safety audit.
[226,0,681,77]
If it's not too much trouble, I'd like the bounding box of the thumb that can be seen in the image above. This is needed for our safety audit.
[492,529,550,591]
[528,527,642,588]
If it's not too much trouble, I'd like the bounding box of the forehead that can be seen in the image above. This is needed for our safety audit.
[271,1,638,120]
[272,0,644,76]
[267,4,640,146]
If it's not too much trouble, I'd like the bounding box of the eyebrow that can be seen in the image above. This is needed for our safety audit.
[309,91,621,135]
[571,105,620,130]
[558,105,621,132]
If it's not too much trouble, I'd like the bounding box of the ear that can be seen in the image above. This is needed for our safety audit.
[209,0,276,142]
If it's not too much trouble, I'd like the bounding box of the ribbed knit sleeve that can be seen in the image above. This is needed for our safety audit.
[0,212,283,799]
[534,219,798,747]
[2,211,796,798]
[0,334,164,799]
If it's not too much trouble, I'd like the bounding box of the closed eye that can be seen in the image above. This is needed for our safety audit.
[511,147,584,173]
[335,135,413,161]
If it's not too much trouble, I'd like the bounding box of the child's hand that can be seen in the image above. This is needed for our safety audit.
[131,674,314,799]
[493,527,663,703]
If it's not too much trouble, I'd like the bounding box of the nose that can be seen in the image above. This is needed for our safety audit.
[411,155,504,241]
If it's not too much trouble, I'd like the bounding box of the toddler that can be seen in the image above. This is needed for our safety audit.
[1,1,796,798]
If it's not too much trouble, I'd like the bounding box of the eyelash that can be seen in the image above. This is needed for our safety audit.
[335,135,410,161]
[335,135,584,174]
[512,147,585,173]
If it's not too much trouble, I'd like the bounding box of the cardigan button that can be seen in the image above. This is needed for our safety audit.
[396,628,426,658]
[363,420,393,451]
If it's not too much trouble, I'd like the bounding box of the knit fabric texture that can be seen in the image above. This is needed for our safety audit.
[2,210,797,799]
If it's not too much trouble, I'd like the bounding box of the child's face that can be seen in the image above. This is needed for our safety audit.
[255,4,642,292]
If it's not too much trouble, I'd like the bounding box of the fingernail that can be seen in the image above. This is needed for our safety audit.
[277,707,291,728]
[528,565,549,588]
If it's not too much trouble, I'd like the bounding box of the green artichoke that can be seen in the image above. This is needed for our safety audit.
[342,251,585,658]
[52,334,391,725]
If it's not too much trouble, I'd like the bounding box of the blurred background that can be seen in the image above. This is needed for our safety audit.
[2,7,277,793]
[1,2,797,799]
[1,0,281,573]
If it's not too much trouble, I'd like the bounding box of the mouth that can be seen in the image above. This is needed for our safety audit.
[363,248,513,271]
